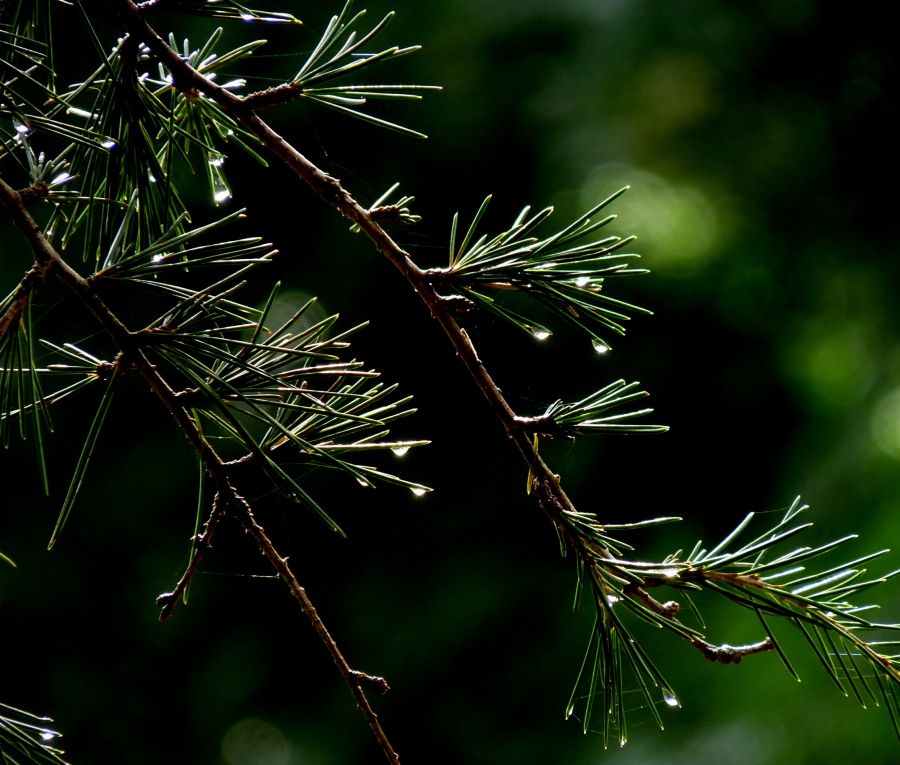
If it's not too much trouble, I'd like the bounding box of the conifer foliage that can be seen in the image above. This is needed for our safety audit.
[1,2,898,761]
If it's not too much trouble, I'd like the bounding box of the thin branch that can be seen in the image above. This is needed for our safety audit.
[624,584,680,619]
[683,567,900,681]
[237,495,400,763]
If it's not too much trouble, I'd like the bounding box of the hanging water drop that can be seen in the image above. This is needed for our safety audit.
[39,730,59,742]
[152,253,165,264]
[356,477,371,488]
[240,12,254,21]
[212,162,231,205]
[50,172,73,186]
[391,446,410,458]
[575,275,591,287]
[532,328,552,341]
[101,139,117,150]
[606,593,620,604]
[619,735,628,748]
[12,117,30,135]
[213,176,232,205]
[663,692,679,708]
[592,338,610,355]
[410,487,427,497]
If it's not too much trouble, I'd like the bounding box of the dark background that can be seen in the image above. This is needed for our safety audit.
[2,1,899,763]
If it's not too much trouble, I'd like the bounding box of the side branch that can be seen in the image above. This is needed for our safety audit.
[690,637,773,665]
[156,494,224,621]
[238,500,399,764]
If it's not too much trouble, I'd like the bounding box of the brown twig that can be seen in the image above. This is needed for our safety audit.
[624,584,681,619]
[156,492,225,621]
[237,494,400,764]
[690,637,773,665]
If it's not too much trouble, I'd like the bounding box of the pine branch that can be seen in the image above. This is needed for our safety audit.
[428,189,648,349]
[0,167,404,765]
[5,1,897,756]
[115,5,900,747]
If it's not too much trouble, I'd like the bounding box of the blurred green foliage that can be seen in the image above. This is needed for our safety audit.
[1,1,898,763]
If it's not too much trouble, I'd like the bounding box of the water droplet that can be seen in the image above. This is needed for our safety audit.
[592,338,610,354]
[575,276,591,287]
[240,12,254,21]
[663,692,679,708]
[50,172,72,186]
[148,172,157,183]
[213,183,232,205]
[101,139,117,150]
[391,446,410,458]
[211,164,231,205]
[13,117,30,135]
[39,730,59,742]
[606,594,620,604]
[532,328,551,341]
[356,478,371,488]
[660,567,678,578]
[411,487,427,497]
[152,253,165,264]
[619,735,628,747]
